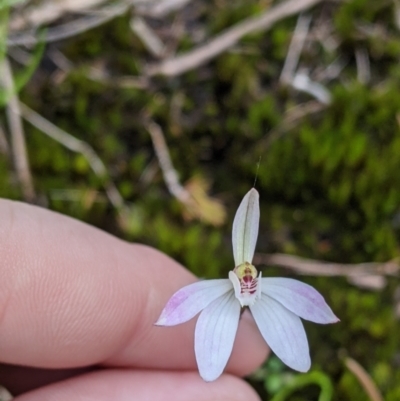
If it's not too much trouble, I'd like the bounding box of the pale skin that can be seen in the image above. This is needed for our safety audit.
[0,199,269,401]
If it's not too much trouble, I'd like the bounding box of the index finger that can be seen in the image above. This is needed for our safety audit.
[0,200,268,376]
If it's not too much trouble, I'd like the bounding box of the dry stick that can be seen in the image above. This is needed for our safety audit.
[144,120,191,204]
[0,58,35,201]
[355,47,371,84]
[280,13,312,84]
[147,0,323,77]
[254,253,400,277]
[19,102,126,212]
[345,358,384,401]
[130,16,166,58]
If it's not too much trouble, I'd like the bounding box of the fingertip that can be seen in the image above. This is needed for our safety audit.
[13,370,261,401]
[226,309,269,377]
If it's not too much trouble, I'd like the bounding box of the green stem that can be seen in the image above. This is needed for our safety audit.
[270,371,333,401]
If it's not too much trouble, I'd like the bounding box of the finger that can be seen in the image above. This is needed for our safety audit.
[0,364,91,396]
[13,369,261,401]
[0,200,268,375]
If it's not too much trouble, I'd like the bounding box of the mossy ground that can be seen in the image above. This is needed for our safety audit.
[2,0,400,399]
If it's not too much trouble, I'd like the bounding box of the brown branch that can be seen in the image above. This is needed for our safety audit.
[0,58,35,201]
[147,0,323,77]
[254,252,400,277]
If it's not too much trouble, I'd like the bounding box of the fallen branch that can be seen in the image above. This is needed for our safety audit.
[147,0,323,77]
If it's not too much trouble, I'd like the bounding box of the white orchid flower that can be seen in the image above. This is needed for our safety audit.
[156,188,339,382]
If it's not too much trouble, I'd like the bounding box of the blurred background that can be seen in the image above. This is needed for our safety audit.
[1,0,400,399]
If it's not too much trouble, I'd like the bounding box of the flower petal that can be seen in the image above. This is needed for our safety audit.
[261,278,339,324]
[232,188,260,266]
[195,292,240,381]
[155,279,232,326]
[250,295,311,372]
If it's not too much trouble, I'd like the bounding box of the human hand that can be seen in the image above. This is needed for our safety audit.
[0,199,268,401]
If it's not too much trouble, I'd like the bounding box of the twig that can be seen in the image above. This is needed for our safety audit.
[144,119,191,204]
[0,58,35,201]
[19,102,126,212]
[130,16,166,58]
[254,253,400,277]
[280,13,312,84]
[147,0,323,77]
[345,357,384,401]
[355,47,371,84]
[138,0,193,17]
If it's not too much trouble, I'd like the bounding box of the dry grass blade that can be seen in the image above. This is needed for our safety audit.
[345,357,384,401]
[19,102,126,212]
[7,2,129,47]
[0,58,35,201]
[144,120,226,225]
[280,13,312,84]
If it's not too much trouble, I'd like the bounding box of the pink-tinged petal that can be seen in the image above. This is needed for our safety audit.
[261,278,339,324]
[229,271,241,300]
[195,292,240,382]
[229,270,262,307]
[155,279,232,326]
[232,188,260,266]
[250,295,311,372]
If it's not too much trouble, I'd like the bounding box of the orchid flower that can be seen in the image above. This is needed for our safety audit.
[156,188,339,382]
